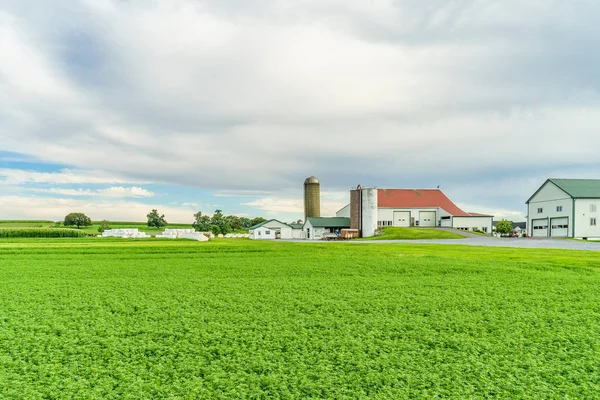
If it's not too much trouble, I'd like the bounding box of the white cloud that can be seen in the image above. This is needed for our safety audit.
[0,169,148,185]
[31,186,154,198]
[243,191,348,217]
[1,0,600,218]
[0,195,193,223]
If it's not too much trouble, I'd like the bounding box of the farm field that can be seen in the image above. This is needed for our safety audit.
[0,220,249,235]
[364,226,465,240]
[0,239,599,398]
[0,220,196,235]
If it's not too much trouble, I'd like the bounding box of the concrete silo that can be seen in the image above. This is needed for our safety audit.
[304,176,321,219]
[350,185,378,238]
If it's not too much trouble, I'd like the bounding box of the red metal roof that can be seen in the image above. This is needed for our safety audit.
[377,189,470,216]
[466,212,493,217]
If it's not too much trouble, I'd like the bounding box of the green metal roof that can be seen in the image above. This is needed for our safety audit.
[305,217,350,228]
[549,178,600,198]
[289,223,303,229]
[527,178,600,203]
[249,219,291,230]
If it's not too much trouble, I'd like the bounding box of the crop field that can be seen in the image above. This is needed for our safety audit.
[0,239,599,398]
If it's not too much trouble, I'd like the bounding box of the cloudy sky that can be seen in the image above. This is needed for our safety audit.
[1,0,599,223]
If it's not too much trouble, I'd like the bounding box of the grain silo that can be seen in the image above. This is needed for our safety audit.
[304,176,321,219]
[350,185,378,238]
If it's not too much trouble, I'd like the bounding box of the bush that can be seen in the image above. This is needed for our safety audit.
[0,229,86,238]
[98,220,111,233]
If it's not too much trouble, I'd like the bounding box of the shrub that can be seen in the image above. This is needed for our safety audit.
[98,220,111,233]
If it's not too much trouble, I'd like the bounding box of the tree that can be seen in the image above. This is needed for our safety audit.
[249,217,267,227]
[225,215,243,231]
[147,209,167,228]
[211,209,231,235]
[98,220,111,233]
[496,220,513,236]
[192,211,212,232]
[64,212,92,229]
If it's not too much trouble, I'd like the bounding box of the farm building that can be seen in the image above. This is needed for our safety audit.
[248,219,303,240]
[526,178,600,239]
[336,187,493,237]
[302,217,351,240]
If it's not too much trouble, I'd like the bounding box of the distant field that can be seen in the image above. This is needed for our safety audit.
[0,239,598,398]
[0,220,247,234]
[364,227,465,240]
[0,220,54,228]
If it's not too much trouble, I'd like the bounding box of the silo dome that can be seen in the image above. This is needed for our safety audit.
[304,176,320,185]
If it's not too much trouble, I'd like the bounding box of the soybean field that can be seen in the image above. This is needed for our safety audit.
[0,239,599,398]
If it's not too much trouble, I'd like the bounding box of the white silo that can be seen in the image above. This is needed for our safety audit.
[361,188,378,238]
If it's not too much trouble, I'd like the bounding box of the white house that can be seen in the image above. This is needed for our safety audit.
[337,187,493,237]
[526,178,600,239]
[249,219,303,240]
[302,217,351,240]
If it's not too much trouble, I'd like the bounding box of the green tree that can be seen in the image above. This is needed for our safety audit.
[249,217,267,227]
[192,211,212,232]
[64,212,92,229]
[211,209,231,235]
[147,209,167,228]
[98,220,111,233]
[225,215,243,231]
[496,220,513,236]
[209,224,221,236]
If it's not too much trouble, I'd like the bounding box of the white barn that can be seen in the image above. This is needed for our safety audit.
[526,178,600,239]
[249,219,303,240]
[337,188,493,237]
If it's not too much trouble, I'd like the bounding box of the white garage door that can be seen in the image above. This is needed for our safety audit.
[550,217,568,237]
[532,218,548,237]
[393,211,410,227]
[419,211,436,227]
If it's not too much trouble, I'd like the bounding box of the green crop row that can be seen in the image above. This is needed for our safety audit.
[0,228,85,238]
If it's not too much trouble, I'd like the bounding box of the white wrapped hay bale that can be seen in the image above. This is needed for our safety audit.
[178,232,209,241]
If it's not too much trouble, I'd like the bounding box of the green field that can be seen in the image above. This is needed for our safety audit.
[0,220,248,235]
[0,239,599,398]
[364,227,465,240]
[0,220,55,228]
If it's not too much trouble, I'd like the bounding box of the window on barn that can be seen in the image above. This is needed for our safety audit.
[591,218,597,226]
[590,204,597,213]
[537,208,543,214]
[556,206,562,212]
[266,230,270,234]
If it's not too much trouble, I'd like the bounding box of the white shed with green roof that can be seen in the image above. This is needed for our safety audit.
[302,217,351,240]
[526,179,600,239]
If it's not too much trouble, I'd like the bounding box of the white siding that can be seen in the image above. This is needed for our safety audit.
[336,204,350,218]
[249,226,276,240]
[249,220,294,240]
[378,208,441,227]
[527,181,573,237]
[452,216,493,233]
[292,228,304,239]
[574,199,600,238]
[303,220,326,240]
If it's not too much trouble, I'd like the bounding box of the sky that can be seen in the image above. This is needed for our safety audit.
[1,0,600,223]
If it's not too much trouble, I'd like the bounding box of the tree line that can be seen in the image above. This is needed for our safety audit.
[62,210,266,235]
